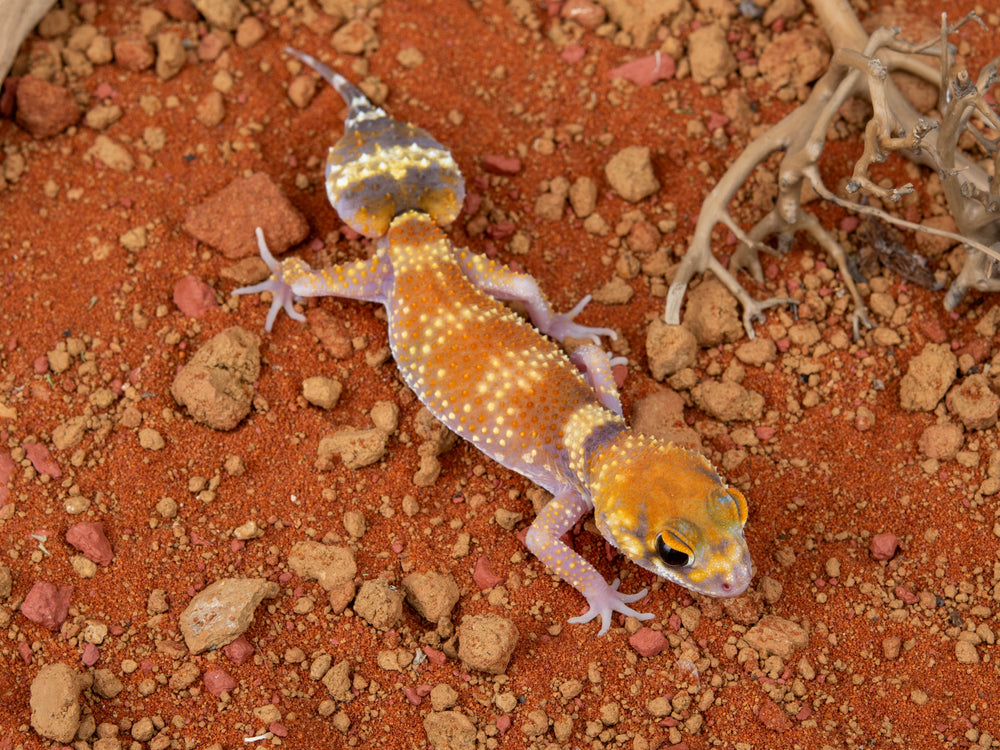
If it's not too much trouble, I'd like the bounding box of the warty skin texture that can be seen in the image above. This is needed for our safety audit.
[235,48,753,634]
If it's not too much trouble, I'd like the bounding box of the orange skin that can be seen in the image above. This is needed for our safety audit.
[236,49,753,634]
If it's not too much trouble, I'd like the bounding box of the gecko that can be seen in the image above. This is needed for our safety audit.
[235,47,753,635]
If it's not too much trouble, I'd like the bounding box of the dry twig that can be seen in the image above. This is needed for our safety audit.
[665,0,1000,338]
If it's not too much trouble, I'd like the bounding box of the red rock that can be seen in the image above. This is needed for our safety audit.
[706,111,730,131]
[24,442,61,479]
[160,0,200,21]
[840,216,861,232]
[957,338,990,364]
[421,645,447,665]
[66,521,114,565]
[560,44,586,63]
[756,696,793,732]
[183,172,308,259]
[495,714,511,734]
[114,34,156,72]
[14,76,82,139]
[403,686,422,705]
[269,722,288,737]
[173,275,219,318]
[93,82,117,100]
[918,319,948,344]
[198,32,228,62]
[223,635,255,665]
[894,586,918,605]
[21,581,73,631]
[0,76,19,118]
[482,154,521,175]
[202,668,237,696]
[755,426,776,441]
[608,52,676,86]
[472,556,505,589]
[629,627,667,657]
[871,533,899,561]
[0,451,15,485]
[82,642,100,666]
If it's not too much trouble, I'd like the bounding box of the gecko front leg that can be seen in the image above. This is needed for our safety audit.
[233,228,390,331]
[526,488,653,635]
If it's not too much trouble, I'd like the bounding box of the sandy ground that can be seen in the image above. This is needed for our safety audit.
[1,0,999,748]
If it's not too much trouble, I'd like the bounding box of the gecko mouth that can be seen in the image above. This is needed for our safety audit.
[690,542,754,598]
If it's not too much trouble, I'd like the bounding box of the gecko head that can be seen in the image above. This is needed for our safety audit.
[589,433,753,598]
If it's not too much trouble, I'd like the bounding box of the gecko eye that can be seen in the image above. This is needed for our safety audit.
[656,534,691,568]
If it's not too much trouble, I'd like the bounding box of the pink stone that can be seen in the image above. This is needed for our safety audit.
[755,426,776,441]
[628,627,667,657]
[0,451,15,485]
[840,216,860,232]
[23,442,61,479]
[66,521,114,565]
[612,363,627,388]
[463,193,482,214]
[93,82,117,99]
[82,642,100,666]
[269,723,287,737]
[203,668,237,696]
[487,220,516,240]
[173,275,219,318]
[403,686,422,705]
[495,714,511,734]
[421,646,446,665]
[560,44,586,63]
[608,52,676,86]
[706,111,730,131]
[472,556,505,590]
[482,154,521,175]
[870,533,899,561]
[20,581,73,631]
[223,635,254,665]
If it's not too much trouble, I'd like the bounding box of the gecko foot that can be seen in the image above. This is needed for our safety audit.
[549,295,617,345]
[232,228,309,331]
[567,578,653,636]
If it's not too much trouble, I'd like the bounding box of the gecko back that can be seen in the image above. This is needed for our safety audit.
[285,47,466,238]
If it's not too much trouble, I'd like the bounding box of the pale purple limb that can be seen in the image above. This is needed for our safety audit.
[569,345,624,416]
[231,228,307,331]
[456,252,616,345]
[525,488,652,636]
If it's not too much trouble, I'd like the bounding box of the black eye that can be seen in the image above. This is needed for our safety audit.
[656,535,691,568]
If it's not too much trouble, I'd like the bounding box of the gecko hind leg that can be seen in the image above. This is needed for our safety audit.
[526,488,653,636]
[569,345,624,416]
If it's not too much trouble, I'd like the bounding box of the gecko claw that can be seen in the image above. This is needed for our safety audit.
[549,294,617,345]
[232,228,307,331]
[568,579,653,636]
